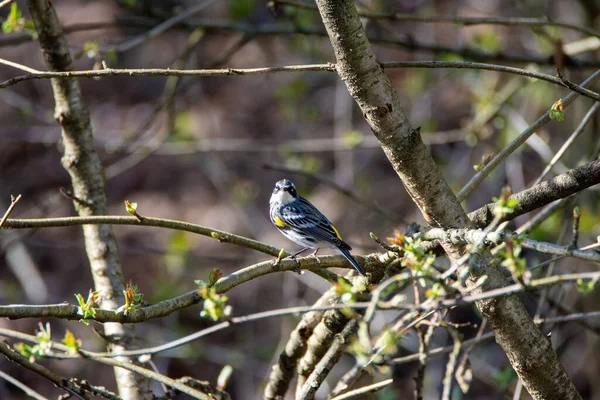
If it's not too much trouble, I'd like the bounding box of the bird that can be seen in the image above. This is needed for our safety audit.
[269,178,366,276]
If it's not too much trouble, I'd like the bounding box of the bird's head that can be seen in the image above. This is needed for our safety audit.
[270,178,298,204]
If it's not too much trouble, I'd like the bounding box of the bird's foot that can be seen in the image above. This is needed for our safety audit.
[287,255,303,274]
[309,248,321,264]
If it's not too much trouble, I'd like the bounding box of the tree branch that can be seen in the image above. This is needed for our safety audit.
[2,215,282,256]
[276,0,600,41]
[457,70,600,202]
[3,60,600,102]
[25,0,149,396]
[0,342,102,399]
[297,319,359,400]
[313,1,583,398]
[264,287,340,400]
[468,159,600,227]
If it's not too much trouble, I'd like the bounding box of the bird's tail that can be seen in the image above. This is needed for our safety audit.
[337,247,366,276]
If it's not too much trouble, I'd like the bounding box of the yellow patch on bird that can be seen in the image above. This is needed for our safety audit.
[274,216,290,228]
[331,224,343,240]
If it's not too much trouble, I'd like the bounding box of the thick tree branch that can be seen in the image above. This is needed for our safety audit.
[313,1,582,398]
[25,1,150,397]
[264,287,340,400]
[0,253,388,322]
[468,159,600,227]
[297,319,359,400]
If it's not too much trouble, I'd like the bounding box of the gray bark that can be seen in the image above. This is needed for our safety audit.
[26,1,151,398]
[313,1,581,399]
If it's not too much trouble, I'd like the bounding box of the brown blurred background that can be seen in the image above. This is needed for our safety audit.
[1,0,599,398]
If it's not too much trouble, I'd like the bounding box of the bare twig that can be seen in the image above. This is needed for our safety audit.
[0,0,15,9]
[391,311,600,365]
[0,333,222,399]
[441,325,461,400]
[534,102,600,185]
[276,0,600,40]
[329,378,393,400]
[2,215,282,256]
[0,368,48,400]
[0,342,93,399]
[0,194,21,228]
[3,61,600,101]
[458,69,600,202]
[73,303,373,359]
[520,238,599,262]
[114,0,217,52]
[0,57,40,73]
[414,313,438,400]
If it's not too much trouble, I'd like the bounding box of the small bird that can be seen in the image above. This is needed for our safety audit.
[269,179,366,276]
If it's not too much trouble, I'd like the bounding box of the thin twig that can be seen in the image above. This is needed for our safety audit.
[276,0,600,40]
[0,194,21,228]
[0,0,15,9]
[414,313,438,400]
[521,238,599,262]
[441,325,461,400]
[0,337,214,399]
[0,343,90,400]
[329,378,393,400]
[114,0,217,52]
[2,215,281,256]
[457,69,600,202]
[0,58,40,73]
[3,61,600,101]
[534,102,600,185]
[390,311,600,365]
[0,368,48,400]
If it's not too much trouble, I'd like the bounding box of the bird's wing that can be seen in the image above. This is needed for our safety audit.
[280,198,346,247]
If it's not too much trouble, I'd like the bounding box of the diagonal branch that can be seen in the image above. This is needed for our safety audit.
[468,159,600,227]
[313,1,582,399]
[264,287,340,399]
[297,319,359,400]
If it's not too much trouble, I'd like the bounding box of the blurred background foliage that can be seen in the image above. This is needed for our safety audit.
[1,0,599,398]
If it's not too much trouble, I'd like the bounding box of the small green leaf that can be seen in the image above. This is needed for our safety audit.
[124,200,138,215]
[549,98,564,121]
[576,277,598,293]
[62,330,81,354]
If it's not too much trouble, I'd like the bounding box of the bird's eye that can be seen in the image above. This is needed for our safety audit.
[289,187,296,196]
